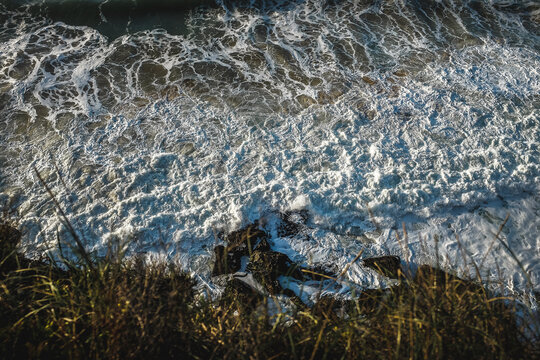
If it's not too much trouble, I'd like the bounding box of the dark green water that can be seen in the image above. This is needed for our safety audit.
[3,0,217,38]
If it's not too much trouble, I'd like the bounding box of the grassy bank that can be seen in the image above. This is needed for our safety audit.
[1,221,539,360]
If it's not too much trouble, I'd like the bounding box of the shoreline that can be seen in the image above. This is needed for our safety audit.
[1,221,538,359]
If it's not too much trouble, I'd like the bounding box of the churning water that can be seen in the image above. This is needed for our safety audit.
[0,0,539,299]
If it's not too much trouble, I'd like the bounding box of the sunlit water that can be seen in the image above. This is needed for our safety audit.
[0,0,539,301]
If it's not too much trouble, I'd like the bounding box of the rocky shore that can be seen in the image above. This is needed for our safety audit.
[1,219,537,359]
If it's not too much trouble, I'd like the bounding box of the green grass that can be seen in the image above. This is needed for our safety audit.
[1,221,539,360]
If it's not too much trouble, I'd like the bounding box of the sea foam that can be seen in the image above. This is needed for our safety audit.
[0,0,538,301]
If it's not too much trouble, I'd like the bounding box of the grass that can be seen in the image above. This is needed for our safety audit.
[1,219,539,359]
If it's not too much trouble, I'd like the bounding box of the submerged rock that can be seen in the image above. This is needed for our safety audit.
[362,256,402,279]
[393,69,408,77]
[296,94,317,108]
[277,210,308,238]
[361,76,377,85]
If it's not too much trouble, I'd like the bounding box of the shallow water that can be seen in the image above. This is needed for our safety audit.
[0,0,539,301]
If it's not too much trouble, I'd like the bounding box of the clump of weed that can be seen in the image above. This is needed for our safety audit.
[0,222,196,359]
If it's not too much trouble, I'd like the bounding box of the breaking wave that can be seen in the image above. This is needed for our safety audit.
[0,0,538,298]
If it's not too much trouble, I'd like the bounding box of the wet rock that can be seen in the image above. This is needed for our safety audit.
[225,224,269,253]
[247,250,303,294]
[300,265,338,281]
[277,210,308,238]
[363,255,402,279]
[212,224,270,276]
[221,277,266,310]
[211,245,244,276]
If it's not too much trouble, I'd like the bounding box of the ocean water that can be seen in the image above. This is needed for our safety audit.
[0,0,539,301]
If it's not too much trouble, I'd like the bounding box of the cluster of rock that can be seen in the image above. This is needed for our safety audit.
[211,218,487,316]
[211,222,323,296]
[1,218,489,319]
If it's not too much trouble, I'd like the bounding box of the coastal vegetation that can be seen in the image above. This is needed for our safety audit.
[1,1,539,359]
[1,216,538,359]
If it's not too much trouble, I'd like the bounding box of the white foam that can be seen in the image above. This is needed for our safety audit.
[0,0,539,301]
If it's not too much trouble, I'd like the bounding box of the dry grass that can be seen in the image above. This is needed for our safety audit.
[1,220,539,359]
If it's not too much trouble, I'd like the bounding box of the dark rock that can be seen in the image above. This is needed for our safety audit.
[300,265,338,281]
[211,245,243,276]
[312,295,339,319]
[278,210,308,238]
[225,223,269,254]
[212,224,270,276]
[0,224,62,278]
[247,250,303,294]
[282,289,308,311]
[254,237,271,252]
[221,277,265,310]
[282,288,296,298]
[363,256,402,279]
[312,295,356,319]
[0,224,21,251]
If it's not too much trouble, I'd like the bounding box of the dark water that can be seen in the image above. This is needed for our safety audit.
[3,0,217,38]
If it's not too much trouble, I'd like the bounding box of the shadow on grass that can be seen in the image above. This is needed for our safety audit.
[1,217,539,359]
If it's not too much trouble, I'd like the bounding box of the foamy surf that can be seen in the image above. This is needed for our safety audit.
[0,0,538,303]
